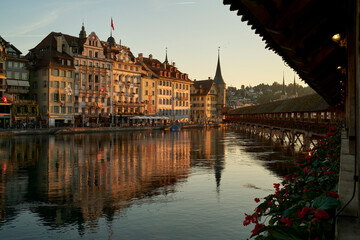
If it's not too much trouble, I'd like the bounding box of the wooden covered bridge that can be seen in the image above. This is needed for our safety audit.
[222,0,360,238]
[225,94,342,150]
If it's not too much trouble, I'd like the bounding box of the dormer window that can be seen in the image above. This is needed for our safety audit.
[152,62,155,67]
[160,71,163,76]
[157,63,160,68]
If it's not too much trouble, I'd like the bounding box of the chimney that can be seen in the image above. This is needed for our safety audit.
[138,53,143,62]
[149,54,152,60]
[172,62,175,67]
[208,77,211,80]
[56,35,62,53]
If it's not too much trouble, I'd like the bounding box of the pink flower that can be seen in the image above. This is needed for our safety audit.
[254,198,260,203]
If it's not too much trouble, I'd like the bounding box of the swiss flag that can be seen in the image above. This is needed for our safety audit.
[111,18,114,31]
[2,96,7,104]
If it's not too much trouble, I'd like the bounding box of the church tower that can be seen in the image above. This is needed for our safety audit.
[214,47,226,119]
[291,72,298,98]
[281,71,287,100]
[79,22,87,39]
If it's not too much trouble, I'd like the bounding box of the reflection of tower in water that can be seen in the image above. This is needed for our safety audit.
[190,129,225,192]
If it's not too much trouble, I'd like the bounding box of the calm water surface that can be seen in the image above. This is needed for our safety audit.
[0,128,300,239]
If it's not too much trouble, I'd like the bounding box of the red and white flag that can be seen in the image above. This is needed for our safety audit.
[2,96,7,104]
[111,18,114,31]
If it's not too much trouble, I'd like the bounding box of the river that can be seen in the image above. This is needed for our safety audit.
[0,127,301,239]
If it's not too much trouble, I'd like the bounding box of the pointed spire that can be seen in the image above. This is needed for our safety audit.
[214,47,225,84]
[282,71,286,95]
[79,21,87,39]
[292,71,298,97]
[164,47,168,63]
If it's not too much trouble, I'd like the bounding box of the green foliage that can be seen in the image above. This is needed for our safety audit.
[244,126,341,240]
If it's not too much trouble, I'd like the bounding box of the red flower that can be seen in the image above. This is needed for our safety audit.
[254,198,260,203]
[243,213,252,226]
[251,223,265,235]
[303,188,309,193]
[327,190,339,199]
[314,209,330,220]
[303,167,310,174]
[280,217,292,226]
[297,207,309,218]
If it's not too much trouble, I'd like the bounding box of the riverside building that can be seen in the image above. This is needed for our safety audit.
[190,51,226,122]
[138,52,192,121]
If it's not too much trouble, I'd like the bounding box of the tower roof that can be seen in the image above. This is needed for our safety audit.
[164,47,168,63]
[214,47,225,84]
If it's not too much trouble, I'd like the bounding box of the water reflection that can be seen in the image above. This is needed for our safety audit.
[0,131,192,230]
[0,128,301,239]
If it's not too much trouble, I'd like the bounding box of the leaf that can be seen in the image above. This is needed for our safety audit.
[267,226,305,240]
[312,196,340,210]
[282,205,299,218]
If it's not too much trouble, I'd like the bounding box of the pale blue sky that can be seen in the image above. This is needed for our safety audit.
[1,0,305,88]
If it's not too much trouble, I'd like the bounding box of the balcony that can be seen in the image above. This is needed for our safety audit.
[7,88,29,94]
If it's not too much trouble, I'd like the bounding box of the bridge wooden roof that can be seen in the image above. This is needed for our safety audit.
[222,0,347,106]
[228,94,331,115]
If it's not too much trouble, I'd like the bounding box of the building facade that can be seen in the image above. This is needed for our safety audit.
[138,53,192,121]
[28,32,75,127]
[190,52,226,122]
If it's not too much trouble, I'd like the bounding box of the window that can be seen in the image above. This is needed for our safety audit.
[42,70,47,76]
[152,91,154,96]
[61,94,66,101]
[89,62,93,67]
[145,90,148,95]
[61,82,65,88]
[89,51,93,58]
[33,82,38,89]
[61,107,66,114]
[67,107,72,114]
[42,93,46,101]
[101,63,105,68]
[54,93,59,102]
[159,99,162,104]
[54,81,59,88]
[22,73,28,80]
[82,61,86,66]
[75,60,79,66]
[61,70,66,77]
[89,74,92,82]
[7,61,13,68]
[95,75,99,83]
[52,69,59,76]
[43,81,47,88]
[67,71,72,78]
[54,106,59,113]
[14,62,19,68]
[67,60,71,66]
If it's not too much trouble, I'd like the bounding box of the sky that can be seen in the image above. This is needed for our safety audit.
[0,0,307,89]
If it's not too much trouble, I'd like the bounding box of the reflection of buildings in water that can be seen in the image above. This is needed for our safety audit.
[242,135,300,178]
[190,129,225,190]
[30,131,191,228]
[0,137,44,224]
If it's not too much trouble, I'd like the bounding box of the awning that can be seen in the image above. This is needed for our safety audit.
[6,80,19,86]
[18,81,30,87]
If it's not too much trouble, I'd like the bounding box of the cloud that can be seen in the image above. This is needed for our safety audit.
[6,10,60,37]
[175,1,196,4]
